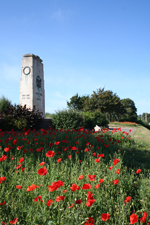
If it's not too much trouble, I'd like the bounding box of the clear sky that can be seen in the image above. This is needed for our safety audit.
[0,0,150,116]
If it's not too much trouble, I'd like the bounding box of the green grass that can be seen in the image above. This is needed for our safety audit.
[0,126,150,225]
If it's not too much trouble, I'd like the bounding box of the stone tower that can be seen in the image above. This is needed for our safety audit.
[19,54,45,117]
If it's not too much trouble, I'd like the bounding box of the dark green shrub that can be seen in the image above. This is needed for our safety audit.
[80,110,109,129]
[0,104,43,131]
[93,110,109,126]
[51,109,83,130]
[137,120,150,130]
[81,111,95,129]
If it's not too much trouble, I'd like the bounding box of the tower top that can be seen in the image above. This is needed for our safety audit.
[23,54,43,62]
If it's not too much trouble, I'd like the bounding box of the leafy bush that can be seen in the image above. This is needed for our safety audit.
[137,120,150,130]
[0,104,43,131]
[0,96,11,114]
[51,109,83,130]
[81,110,109,129]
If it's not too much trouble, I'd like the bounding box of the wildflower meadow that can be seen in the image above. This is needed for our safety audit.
[0,125,150,225]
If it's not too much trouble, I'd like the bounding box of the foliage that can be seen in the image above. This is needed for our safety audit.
[67,93,90,111]
[81,110,109,129]
[0,95,11,114]
[120,98,137,121]
[51,109,83,130]
[0,104,43,131]
[45,112,54,118]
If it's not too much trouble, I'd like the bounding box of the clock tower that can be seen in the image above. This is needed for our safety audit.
[19,54,45,118]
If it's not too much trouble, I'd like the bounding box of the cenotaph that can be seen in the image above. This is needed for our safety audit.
[19,54,45,117]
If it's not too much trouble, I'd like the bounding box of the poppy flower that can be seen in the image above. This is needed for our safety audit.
[95,158,100,163]
[113,159,120,165]
[136,169,141,174]
[46,150,55,158]
[82,183,91,189]
[16,185,22,189]
[130,213,138,224]
[0,201,5,205]
[124,196,132,205]
[116,169,120,174]
[88,174,96,181]
[85,217,95,224]
[71,146,77,150]
[70,183,80,192]
[26,184,40,192]
[139,212,147,223]
[10,218,18,224]
[75,199,82,204]
[13,139,17,145]
[86,198,96,207]
[97,154,104,158]
[47,199,53,206]
[109,166,113,170]
[68,203,74,208]
[39,162,45,166]
[19,157,24,163]
[57,158,61,163]
[55,141,60,145]
[101,213,110,221]
[55,195,65,202]
[4,147,10,152]
[38,167,47,176]
[0,177,6,184]
[34,195,43,202]
[78,175,84,180]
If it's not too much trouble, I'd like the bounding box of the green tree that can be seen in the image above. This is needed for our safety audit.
[67,93,90,112]
[120,98,137,121]
[0,95,12,114]
[83,88,125,121]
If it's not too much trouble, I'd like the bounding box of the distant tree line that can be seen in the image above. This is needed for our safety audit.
[66,87,137,122]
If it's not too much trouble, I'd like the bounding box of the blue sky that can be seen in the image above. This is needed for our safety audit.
[0,0,150,116]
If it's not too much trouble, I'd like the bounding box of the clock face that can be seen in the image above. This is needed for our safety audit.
[23,66,31,75]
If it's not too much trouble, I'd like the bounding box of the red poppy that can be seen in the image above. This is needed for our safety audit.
[86,198,96,207]
[113,159,120,165]
[16,185,22,189]
[46,150,55,158]
[38,167,47,176]
[95,158,100,163]
[19,157,24,163]
[34,195,43,202]
[70,183,80,192]
[136,169,141,174]
[26,184,40,192]
[88,174,96,181]
[39,162,45,166]
[78,175,84,180]
[85,217,95,224]
[10,218,18,224]
[55,195,65,202]
[139,212,147,223]
[75,199,82,204]
[68,203,74,208]
[101,213,110,221]
[57,158,61,163]
[55,141,60,145]
[16,164,22,169]
[47,199,53,206]
[111,179,119,185]
[0,155,7,161]
[130,213,138,224]
[82,183,91,189]
[4,147,10,152]
[97,154,104,158]
[116,169,120,174]
[99,179,104,183]
[71,146,77,150]
[124,196,132,205]
[0,201,5,205]
[13,139,17,145]
[109,166,113,170]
